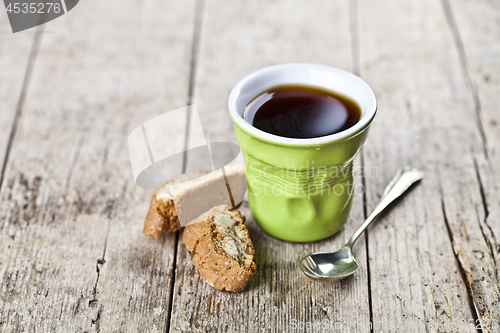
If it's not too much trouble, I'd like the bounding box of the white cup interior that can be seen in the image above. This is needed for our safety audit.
[229,63,377,145]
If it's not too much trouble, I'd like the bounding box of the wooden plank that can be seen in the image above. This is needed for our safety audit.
[170,1,372,332]
[358,0,496,331]
[0,12,36,181]
[0,1,196,332]
[443,0,500,157]
[447,0,500,261]
[441,0,500,330]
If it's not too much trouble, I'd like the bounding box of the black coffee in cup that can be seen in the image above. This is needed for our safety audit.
[243,85,361,139]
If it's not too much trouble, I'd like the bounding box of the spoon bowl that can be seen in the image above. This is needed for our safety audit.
[300,246,358,280]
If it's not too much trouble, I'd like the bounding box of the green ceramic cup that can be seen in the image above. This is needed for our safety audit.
[229,64,377,242]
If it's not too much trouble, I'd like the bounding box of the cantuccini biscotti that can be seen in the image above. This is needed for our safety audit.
[183,205,256,292]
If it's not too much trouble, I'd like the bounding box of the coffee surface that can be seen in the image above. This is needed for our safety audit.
[244,85,361,139]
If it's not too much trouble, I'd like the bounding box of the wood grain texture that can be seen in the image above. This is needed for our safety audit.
[448,0,500,262]
[443,0,500,330]
[0,0,196,331]
[444,0,500,158]
[1,0,499,332]
[170,1,372,332]
[358,0,497,331]
[0,12,36,181]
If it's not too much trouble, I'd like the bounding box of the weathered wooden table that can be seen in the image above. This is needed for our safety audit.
[1,0,499,332]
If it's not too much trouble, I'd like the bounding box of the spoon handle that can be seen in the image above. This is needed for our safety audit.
[347,166,424,247]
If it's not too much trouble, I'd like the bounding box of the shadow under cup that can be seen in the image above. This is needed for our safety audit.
[229,64,377,242]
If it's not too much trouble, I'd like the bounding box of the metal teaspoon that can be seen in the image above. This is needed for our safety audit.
[299,166,424,280]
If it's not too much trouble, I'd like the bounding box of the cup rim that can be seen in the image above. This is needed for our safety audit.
[228,63,377,147]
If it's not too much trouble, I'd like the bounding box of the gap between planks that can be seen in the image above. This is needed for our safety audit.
[349,0,374,332]
[166,0,206,332]
[472,157,498,281]
[441,0,489,159]
[440,193,483,333]
[0,26,43,191]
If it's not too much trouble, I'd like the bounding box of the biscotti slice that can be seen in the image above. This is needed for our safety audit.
[183,205,256,292]
[143,170,210,238]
